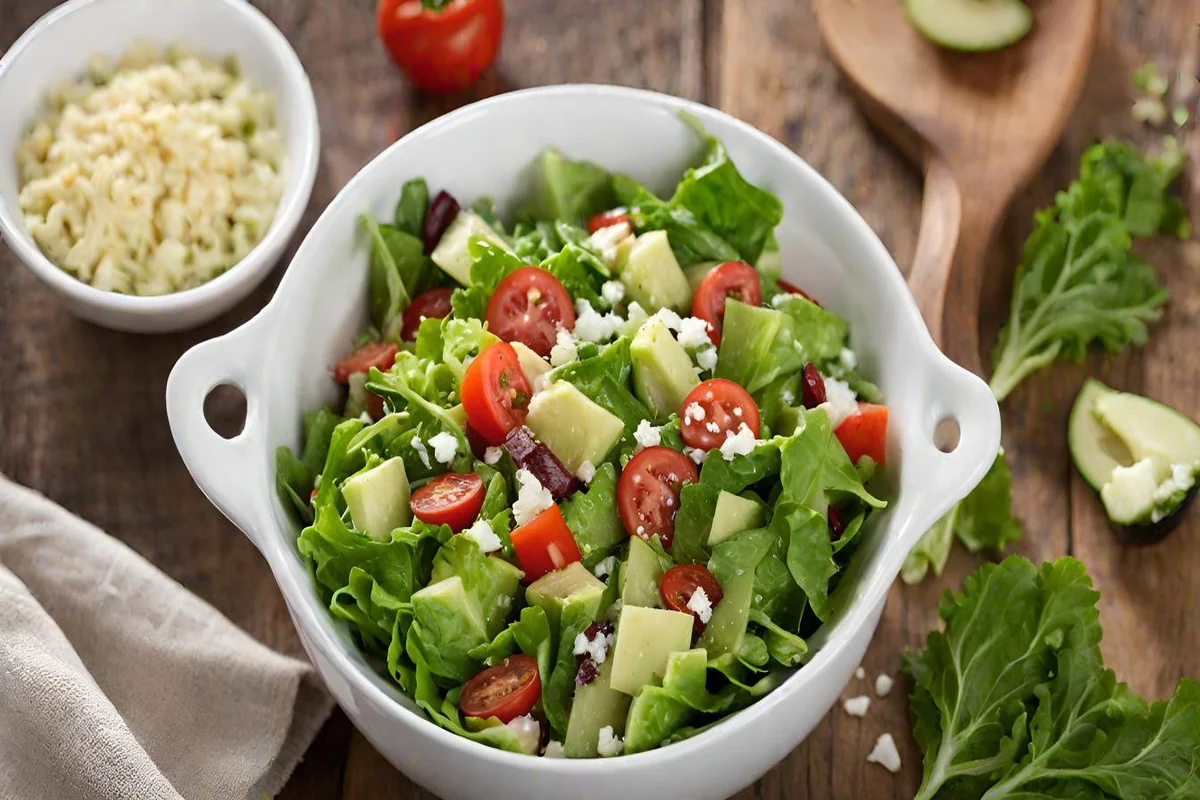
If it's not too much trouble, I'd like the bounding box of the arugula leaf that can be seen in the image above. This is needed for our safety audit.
[989,142,1183,401]
[394,177,429,238]
[902,450,1022,584]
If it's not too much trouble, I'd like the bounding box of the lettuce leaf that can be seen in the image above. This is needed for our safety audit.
[449,239,527,320]
[623,649,738,754]
[613,174,742,267]
[361,215,427,341]
[560,463,626,567]
[521,149,615,225]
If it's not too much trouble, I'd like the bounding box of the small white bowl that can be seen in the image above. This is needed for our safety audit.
[0,0,319,333]
[168,86,1001,800]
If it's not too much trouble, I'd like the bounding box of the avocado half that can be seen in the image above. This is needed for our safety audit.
[903,0,1033,53]
[1069,379,1200,544]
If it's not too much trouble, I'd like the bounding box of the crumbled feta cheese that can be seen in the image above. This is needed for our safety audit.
[685,446,707,465]
[875,674,894,698]
[573,626,615,664]
[822,376,859,427]
[683,402,706,423]
[686,587,714,623]
[676,316,712,348]
[623,301,649,333]
[1153,462,1196,507]
[463,519,502,554]
[601,280,626,306]
[653,308,683,331]
[505,715,542,756]
[840,348,858,370]
[719,423,757,461]
[588,221,632,265]
[781,389,795,406]
[843,695,871,717]
[597,725,625,757]
[636,525,645,536]
[733,407,743,418]
[410,435,431,469]
[532,371,551,394]
[513,469,554,526]
[576,460,597,484]
[867,733,902,773]
[854,667,866,680]
[593,555,617,580]
[542,740,566,758]
[705,421,720,433]
[696,347,718,372]
[633,419,662,450]
[484,446,504,465]
[358,410,373,423]
[550,327,579,367]
[428,431,459,465]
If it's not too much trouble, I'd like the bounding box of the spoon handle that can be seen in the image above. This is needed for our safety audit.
[907,155,1006,376]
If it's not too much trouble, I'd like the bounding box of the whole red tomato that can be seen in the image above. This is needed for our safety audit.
[377,0,504,93]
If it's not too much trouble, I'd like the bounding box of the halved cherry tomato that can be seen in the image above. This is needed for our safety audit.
[510,505,581,582]
[400,287,454,341]
[834,403,889,466]
[376,0,504,94]
[660,564,724,634]
[486,267,576,358]
[461,342,532,446]
[586,210,632,235]
[679,379,761,452]
[776,278,821,307]
[459,654,541,723]
[410,472,484,531]
[332,340,399,384]
[691,261,761,346]
[617,446,698,549]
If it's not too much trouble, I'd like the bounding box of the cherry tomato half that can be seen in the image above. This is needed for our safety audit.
[776,278,821,307]
[617,446,698,549]
[510,505,581,582]
[586,210,632,235]
[377,0,504,94]
[691,261,762,346]
[660,564,724,635]
[461,342,533,446]
[332,340,399,384]
[486,267,576,358]
[834,403,888,466]
[459,654,541,723]
[400,287,454,341]
[679,379,761,452]
[410,472,484,531]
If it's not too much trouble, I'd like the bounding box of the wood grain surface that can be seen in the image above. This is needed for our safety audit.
[1,1,1197,798]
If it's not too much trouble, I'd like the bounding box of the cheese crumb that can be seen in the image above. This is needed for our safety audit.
[875,674,894,698]
[633,419,662,450]
[823,376,859,428]
[867,733,902,773]
[696,347,718,372]
[513,469,555,526]
[840,347,858,369]
[601,280,626,306]
[549,327,579,367]
[428,431,459,465]
[483,446,503,465]
[854,667,866,680]
[683,402,706,423]
[505,715,542,756]
[843,695,871,717]
[593,555,617,580]
[410,435,431,469]
[685,446,707,466]
[463,519,502,554]
[588,221,632,265]
[719,423,757,461]
[573,627,614,664]
[781,389,796,406]
[677,316,712,348]
[623,301,649,333]
[654,308,683,331]
[597,725,625,757]
[705,421,720,433]
[576,460,597,484]
[542,740,566,758]
[573,299,625,343]
[686,587,714,623]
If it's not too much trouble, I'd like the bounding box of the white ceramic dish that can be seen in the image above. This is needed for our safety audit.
[0,0,319,333]
[167,86,1000,800]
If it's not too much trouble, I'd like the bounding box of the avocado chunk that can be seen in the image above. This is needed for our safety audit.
[620,535,664,609]
[342,457,411,541]
[708,491,765,546]
[630,318,700,421]
[409,576,489,682]
[526,562,606,632]
[430,211,511,286]
[697,570,753,658]
[903,0,1032,53]
[608,605,694,696]
[564,657,631,758]
[511,341,551,389]
[525,381,625,472]
[618,231,692,313]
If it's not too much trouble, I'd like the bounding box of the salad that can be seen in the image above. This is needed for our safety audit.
[276,120,891,758]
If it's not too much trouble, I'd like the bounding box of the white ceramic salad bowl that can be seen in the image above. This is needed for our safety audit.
[167,86,1000,800]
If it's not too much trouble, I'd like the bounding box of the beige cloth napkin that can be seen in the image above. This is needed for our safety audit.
[0,475,335,800]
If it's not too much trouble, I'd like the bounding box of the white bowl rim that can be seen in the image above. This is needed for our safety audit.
[224,84,1000,774]
[0,0,321,320]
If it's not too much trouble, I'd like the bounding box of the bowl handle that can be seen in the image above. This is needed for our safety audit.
[166,321,273,554]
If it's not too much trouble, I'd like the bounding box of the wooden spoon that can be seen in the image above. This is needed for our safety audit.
[813,0,1100,373]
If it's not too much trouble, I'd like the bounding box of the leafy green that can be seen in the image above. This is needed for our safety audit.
[394,177,429,238]
[779,409,886,511]
[407,646,525,753]
[449,239,527,320]
[541,244,605,307]
[614,174,742,267]
[699,436,784,494]
[361,215,427,341]
[521,149,615,224]
[543,594,603,739]
[430,535,522,637]
[779,503,837,621]
[624,649,738,754]
[989,142,1184,401]
[560,463,626,566]
[670,483,721,565]
[903,450,1022,584]
[907,556,1200,800]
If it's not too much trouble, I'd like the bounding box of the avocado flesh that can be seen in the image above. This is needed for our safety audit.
[564,657,631,758]
[608,605,694,696]
[525,381,626,473]
[697,570,753,658]
[619,230,692,313]
[631,318,700,421]
[526,562,606,633]
[1069,379,1132,492]
[903,0,1033,53]
[511,341,551,388]
[708,491,765,546]
[429,211,510,286]
[342,457,411,541]
[620,536,664,609]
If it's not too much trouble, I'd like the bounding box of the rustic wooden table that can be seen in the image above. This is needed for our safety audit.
[2,1,1197,797]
